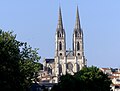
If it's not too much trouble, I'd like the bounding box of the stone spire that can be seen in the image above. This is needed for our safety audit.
[75,6,81,29]
[57,6,63,29]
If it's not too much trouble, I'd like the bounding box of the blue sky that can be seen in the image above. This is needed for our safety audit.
[0,0,120,68]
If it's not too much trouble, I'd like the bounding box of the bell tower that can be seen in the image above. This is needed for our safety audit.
[55,7,66,58]
[73,6,84,58]
[55,7,66,78]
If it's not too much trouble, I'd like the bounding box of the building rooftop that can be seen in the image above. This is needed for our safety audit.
[45,59,54,63]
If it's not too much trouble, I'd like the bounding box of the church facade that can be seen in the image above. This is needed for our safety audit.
[42,7,87,83]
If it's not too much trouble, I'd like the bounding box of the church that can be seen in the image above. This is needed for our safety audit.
[41,6,87,83]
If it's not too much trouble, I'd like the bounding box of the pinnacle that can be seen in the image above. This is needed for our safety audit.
[57,6,63,29]
[75,6,81,29]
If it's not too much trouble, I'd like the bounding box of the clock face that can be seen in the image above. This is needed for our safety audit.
[67,62,73,71]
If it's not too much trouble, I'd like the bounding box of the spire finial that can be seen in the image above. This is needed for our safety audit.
[57,6,63,29]
[75,6,81,29]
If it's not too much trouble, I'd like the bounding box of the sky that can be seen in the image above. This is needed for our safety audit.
[0,0,120,68]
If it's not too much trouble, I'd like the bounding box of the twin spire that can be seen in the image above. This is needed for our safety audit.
[75,6,81,29]
[57,6,81,30]
[57,6,63,29]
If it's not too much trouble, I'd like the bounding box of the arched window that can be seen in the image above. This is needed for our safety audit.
[77,42,80,51]
[77,64,80,71]
[57,31,62,37]
[48,67,52,74]
[59,33,62,37]
[59,42,62,50]
[67,62,73,71]
[75,31,77,37]
[57,31,59,37]
[59,64,62,75]
[77,33,80,37]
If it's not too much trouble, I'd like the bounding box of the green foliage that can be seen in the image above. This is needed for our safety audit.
[19,43,42,90]
[51,66,112,91]
[59,74,77,91]
[0,30,42,91]
[74,66,112,91]
[51,74,74,91]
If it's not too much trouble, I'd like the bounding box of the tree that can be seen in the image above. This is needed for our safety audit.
[51,66,112,91]
[51,74,77,91]
[19,42,42,90]
[74,66,112,91]
[0,30,42,91]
